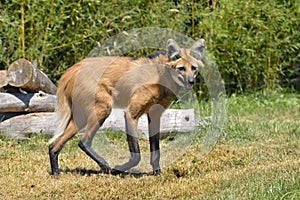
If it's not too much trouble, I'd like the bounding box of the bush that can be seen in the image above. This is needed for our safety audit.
[0,0,299,92]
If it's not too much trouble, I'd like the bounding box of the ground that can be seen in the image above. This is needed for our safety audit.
[0,90,299,199]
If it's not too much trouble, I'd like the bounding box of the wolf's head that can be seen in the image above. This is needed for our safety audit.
[166,39,205,90]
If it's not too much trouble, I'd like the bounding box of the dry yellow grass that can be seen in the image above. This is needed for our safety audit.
[0,131,298,199]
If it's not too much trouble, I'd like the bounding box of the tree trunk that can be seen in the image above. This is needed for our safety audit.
[0,92,56,113]
[0,112,55,139]
[0,109,195,140]
[7,58,57,94]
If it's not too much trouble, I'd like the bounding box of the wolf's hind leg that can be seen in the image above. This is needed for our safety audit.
[79,85,113,174]
[49,119,78,175]
[79,107,112,174]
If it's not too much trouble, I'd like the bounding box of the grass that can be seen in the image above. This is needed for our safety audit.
[0,90,299,199]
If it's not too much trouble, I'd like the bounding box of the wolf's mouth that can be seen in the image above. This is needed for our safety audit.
[185,82,193,90]
[177,75,193,90]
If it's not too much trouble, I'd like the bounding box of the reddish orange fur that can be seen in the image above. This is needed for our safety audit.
[49,39,205,175]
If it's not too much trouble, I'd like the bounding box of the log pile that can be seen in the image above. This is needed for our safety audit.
[0,59,196,140]
[0,59,57,139]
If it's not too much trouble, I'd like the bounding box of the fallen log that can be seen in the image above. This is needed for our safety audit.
[0,91,56,113]
[101,108,195,138]
[7,58,57,94]
[0,109,195,139]
[0,112,56,139]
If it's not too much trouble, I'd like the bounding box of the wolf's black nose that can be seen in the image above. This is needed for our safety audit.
[188,78,194,85]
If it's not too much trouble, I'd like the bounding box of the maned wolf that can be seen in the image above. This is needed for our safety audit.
[49,39,206,175]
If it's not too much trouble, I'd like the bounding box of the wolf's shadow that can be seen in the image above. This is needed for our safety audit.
[58,168,147,178]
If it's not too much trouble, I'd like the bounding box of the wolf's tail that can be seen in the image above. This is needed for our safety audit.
[48,88,72,145]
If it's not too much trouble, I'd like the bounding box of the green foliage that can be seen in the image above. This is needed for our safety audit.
[0,0,299,91]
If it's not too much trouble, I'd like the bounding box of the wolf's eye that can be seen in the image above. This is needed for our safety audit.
[177,66,185,71]
[191,66,197,71]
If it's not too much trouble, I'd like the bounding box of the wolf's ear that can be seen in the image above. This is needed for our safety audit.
[167,39,181,60]
[191,39,205,60]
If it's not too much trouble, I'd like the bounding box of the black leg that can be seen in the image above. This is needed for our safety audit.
[149,134,161,175]
[48,119,78,175]
[79,115,112,174]
[78,141,110,174]
[147,105,164,175]
[49,144,61,175]
[111,134,141,175]
[111,111,141,175]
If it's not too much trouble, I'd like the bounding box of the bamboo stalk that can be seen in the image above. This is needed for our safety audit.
[21,1,25,58]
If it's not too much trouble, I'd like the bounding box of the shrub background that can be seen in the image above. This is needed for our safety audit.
[0,0,299,92]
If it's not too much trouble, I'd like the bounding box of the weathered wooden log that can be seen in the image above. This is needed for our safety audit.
[7,58,57,94]
[102,109,195,138]
[0,112,56,139]
[0,70,8,89]
[0,91,56,113]
[0,109,196,139]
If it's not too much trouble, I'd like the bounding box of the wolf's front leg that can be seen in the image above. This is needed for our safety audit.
[149,134,161,175]
[111,111,141,175]
[148,105,164,175]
